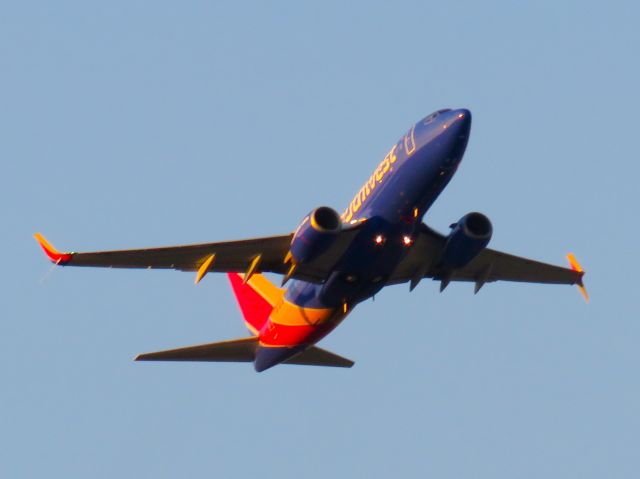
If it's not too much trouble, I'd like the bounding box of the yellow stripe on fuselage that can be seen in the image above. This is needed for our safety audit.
[269,299,335,327]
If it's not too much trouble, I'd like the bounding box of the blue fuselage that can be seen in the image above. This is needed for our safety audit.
[254,108,472,370]
[285,108,472,309]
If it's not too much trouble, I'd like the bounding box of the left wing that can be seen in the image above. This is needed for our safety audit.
[34,229,359,284]
[35,232,292,272]
[389,224,587,298]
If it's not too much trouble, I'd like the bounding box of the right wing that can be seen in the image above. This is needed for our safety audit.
[34,228,360,284]
[389,224,587,297]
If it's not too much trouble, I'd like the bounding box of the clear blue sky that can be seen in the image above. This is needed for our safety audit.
[2,1,638,477]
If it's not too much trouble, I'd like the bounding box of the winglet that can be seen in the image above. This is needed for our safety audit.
[33,233,73,265]
[567,253,589,303]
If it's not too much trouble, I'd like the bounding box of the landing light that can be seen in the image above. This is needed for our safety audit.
[374,234,385,245]
[458,113,465,118]
[402,235,413,246]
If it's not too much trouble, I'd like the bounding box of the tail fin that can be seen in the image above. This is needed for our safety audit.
[227,273,285,335]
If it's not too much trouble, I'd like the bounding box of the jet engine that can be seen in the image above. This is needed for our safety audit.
[289,206,341,264]
[440,212,492,269]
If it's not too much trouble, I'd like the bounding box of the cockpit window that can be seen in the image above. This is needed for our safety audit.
[423,109,452,124]
[423,113,438,124]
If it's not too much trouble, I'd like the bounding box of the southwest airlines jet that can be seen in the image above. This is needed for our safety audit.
[35,109,587,372]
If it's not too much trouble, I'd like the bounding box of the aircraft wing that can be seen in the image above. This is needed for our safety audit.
[389,224,587,297]
[34,229,359,284]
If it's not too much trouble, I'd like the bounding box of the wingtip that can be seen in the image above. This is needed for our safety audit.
[566,253,583,273]
[577,284,590,303]
[567,253,589,303]
[33,233,73,264]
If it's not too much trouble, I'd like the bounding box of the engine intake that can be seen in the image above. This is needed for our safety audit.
[290,206,341,264]
[440,212,492,269]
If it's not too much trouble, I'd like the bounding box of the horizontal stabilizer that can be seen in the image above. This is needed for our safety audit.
[135,337,353,369]
[135,337,258,362]
[285,346,354,368]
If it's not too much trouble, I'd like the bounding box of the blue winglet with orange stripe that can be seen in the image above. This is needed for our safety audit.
[567,253,589,303]
[33,233,73,265]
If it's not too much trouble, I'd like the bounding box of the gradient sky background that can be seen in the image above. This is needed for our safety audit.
[2,1,638,477]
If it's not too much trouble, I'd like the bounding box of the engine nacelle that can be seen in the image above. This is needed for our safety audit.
[440,212,492,269]
[290,206,341,264]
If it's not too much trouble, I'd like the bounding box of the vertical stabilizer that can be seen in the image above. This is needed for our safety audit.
[227,273,284,335]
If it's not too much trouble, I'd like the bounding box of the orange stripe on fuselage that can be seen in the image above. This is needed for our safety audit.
[269,300,334,327]
[259,305,347,347]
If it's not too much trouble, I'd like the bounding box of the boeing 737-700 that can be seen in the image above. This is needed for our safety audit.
[35,108,587,372]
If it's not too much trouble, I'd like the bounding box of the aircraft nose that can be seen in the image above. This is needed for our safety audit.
[440,109,471,166]
[450,109,471,130]
[455,108,471,121]
[453,109,471,140]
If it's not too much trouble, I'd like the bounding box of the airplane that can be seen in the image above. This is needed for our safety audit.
[34,108,587,372]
